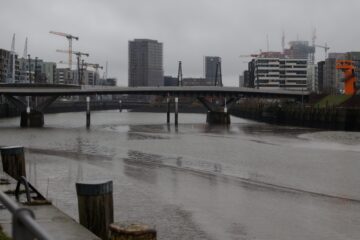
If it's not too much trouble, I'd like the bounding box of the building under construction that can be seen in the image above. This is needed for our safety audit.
[284,41,315,62]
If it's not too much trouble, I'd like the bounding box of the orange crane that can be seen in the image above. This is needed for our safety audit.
[336,60,357,95]
[50,31,79,69]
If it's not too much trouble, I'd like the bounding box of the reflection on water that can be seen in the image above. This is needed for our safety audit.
[1,111,360,240]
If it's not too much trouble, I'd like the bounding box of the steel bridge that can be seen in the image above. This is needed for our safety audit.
[0,84,310,127]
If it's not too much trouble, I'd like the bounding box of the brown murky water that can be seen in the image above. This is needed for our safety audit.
[1,110,360,240]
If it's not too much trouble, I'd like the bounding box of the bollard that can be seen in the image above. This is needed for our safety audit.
[0,146,26,180]
[174,97,178,126]
[119,100,122,112]
[166,97,170,124]
[76,180,113,240]
[86,96,91,128]
[109,223,156,240]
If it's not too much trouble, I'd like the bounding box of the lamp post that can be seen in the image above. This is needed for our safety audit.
[27,54,31,84]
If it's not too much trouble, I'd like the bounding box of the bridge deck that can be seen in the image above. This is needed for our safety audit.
[0,86,309,98]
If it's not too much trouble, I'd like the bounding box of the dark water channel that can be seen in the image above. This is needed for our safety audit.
[1,110,360,240]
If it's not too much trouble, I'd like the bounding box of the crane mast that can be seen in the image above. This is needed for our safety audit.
[50,31,79,70]
[56,49,89,85]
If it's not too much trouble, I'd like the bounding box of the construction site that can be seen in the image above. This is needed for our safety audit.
[0,32,115,87]
[240,30,360,96]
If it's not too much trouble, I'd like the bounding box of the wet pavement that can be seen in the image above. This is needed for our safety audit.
[1,110,360,239]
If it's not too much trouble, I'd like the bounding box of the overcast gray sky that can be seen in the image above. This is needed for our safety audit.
[0,0,358,86]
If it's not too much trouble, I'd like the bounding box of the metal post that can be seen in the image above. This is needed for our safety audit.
[81,59,85,85]
[119,100,122,112]
[174,97,178,126]
[301,87,304,109]
[34,57,38,83]
[86,96,90,128]
[167,97,170,124]
[77,55,81,85]
[27,54,31,84]
[26,96,30,113]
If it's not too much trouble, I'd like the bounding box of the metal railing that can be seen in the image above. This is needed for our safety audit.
[0,191,54,240]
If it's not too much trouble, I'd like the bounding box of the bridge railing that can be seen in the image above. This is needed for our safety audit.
[81,85,117,90]
[0,191,54,240]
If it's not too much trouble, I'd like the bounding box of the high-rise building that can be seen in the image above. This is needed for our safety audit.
[0,48,20,83]
[253,58,308,90]
[284,41,315,63]
[128,39,163,87]
[18,58,52,83]
[72,69,99,85]
[204,56,221,85]
[43,62,57,84]
[0,49,11,83]
[56,68,72,84]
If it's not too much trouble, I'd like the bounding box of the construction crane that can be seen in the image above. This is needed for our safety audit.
[56,49,89,85]
[315,43,330,58]
[50,31,79,69]
[239,54,259,58]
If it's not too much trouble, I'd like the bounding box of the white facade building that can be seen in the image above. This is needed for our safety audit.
[254,58,308,90]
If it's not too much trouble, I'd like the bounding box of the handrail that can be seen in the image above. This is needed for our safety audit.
[0,191,54,240]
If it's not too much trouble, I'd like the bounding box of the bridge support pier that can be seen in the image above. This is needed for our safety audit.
[86,96,91,128]
[166,97,170,124]
[174,97,178,126]
[206,111,230,125]
[20,110,44,127]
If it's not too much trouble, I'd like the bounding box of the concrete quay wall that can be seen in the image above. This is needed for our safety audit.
[230,104,360,131]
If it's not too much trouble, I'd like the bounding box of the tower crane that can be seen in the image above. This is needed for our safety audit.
[50,31,79,69]
[315,43,330,58]
[239,54,259,58]
[56,49,89,85]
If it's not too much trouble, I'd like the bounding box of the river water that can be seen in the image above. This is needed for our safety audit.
[1,110,360,240]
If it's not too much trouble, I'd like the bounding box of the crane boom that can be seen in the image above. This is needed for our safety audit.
[56,49,89,57]
[50,31,79,69]
[314,43,330,58]
[49,31,79,40]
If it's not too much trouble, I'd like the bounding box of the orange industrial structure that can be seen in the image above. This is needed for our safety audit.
[336,60,357,95]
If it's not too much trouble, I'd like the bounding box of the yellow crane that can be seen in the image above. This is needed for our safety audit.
[49,31,79,69]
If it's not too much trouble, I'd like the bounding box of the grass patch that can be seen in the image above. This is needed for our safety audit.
[314,95,352,108]
[0,225,11,240]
